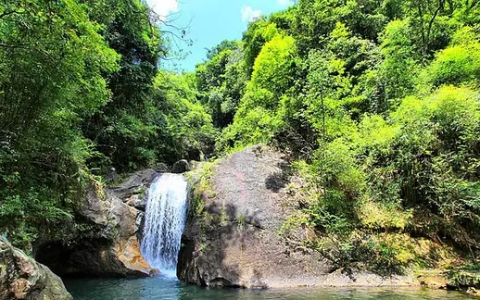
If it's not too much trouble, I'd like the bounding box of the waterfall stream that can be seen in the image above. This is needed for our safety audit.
[141,173,188,277]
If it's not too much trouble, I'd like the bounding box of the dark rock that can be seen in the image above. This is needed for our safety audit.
[106,167,120,184]
[188,148,201,161]
[0,237,72,300]
[109,169,157,199]
[172,159,190,173]
[178,145,417,288]
[153,163,170,173]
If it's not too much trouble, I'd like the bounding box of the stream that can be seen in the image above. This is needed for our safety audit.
[64,173,474,300]
[65,276,475,300]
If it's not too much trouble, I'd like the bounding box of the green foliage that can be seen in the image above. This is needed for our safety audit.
[81,0,164,171]
[217,34,297,150]
[250,35,296,99]
[0,0,214,249]
[195,41,247,128]
[377,20,418,105]
[427,27,480,87]
[154,71,216,162]
[294,0,389,55]
[0,0,118,247]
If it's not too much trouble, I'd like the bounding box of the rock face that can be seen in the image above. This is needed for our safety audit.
[172,159,190,174]
[35,169,158,278]
[0,237,72,300]
[177,145,418,288]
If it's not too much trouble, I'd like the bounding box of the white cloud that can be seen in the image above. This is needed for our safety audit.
[146,0,179,21]
[278,0,294,6]
[241,5,262,22]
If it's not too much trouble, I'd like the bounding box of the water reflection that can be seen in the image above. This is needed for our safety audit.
[64,276,475,300]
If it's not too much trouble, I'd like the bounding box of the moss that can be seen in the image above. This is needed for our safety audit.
[236,214,246,230]
[89,175,106,201]
[186,161,218,218]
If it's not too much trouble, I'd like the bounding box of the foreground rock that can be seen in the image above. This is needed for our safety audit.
[35,169,158,278]
[0,237,72,300]
[178,145,418,288]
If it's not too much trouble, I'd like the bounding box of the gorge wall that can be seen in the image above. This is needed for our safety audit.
[177,145,418,288]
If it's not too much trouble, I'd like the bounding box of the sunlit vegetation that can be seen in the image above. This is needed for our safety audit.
[195,0,480,274]
[0,0,214,248]
[2,0,480,274]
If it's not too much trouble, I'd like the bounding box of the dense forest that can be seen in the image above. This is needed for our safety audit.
[2,0,480,275]
[0,0,215,249]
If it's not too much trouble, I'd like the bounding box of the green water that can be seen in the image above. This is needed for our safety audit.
[64,276,475,300]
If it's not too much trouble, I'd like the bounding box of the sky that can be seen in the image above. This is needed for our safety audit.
[145,0,294,71]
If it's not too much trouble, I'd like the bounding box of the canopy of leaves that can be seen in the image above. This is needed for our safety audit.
[199,0,480,273]
[0,0,215,248]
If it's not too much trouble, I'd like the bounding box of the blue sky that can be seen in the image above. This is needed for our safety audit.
[145,0,293,71]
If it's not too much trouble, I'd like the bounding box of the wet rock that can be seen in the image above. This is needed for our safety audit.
[125,194,146,211]
[172,159,190,173]
[0,237,72,300]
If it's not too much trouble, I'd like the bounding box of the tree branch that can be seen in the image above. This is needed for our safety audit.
[426,0,445,50]
[0,10,21,20]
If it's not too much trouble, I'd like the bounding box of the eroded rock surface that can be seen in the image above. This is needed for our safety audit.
[178,146,418,288]
[0,237,72,300]
[35,169,158,278]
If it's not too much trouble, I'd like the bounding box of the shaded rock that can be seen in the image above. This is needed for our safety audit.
[153,163,170,173]
[109,169,157,200]
[172,159,190,174]
[0,237,72,300]
[125,194,146,211]
[418,270,480,290]
[448,270,480,288]
[178,145,418,288]
[35,169,160,278]
[105,167,120,184]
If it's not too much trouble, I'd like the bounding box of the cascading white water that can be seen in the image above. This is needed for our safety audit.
[141,173,188,277]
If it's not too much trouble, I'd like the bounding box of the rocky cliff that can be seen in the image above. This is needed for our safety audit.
[0,237,72,300]
[35,169,159,278]
[177,145,418,288]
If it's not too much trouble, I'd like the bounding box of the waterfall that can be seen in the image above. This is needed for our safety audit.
[141,173,188,277]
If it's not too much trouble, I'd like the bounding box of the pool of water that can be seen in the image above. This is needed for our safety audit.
[64,276,475,300]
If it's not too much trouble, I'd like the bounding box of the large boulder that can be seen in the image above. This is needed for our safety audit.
[172,159,190,174]
[0,237,72,300]
[35,169,159,278]
[177,145,418,288]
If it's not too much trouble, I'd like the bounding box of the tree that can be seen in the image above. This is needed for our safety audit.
[0,0,118,247]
